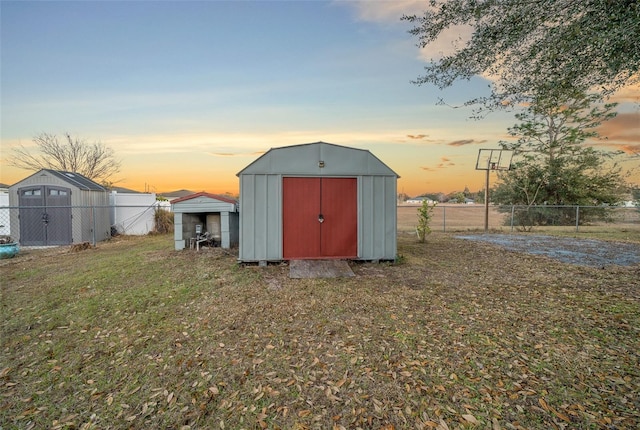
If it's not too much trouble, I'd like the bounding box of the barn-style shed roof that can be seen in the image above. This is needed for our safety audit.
[237,141,399,177]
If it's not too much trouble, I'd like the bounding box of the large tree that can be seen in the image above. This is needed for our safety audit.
[492,91,626,225]
[403,0,640,109]
[9,132,121,183]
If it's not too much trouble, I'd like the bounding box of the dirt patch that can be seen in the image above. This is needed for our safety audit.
[289,259,355,278]
[456,234,640,267]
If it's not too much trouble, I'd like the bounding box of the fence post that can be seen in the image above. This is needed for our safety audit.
[575,206,580,232]
[92,206,97,246]
[442,206,446,232]
[511,205,515,232]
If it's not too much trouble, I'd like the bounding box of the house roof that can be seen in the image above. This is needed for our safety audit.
[110,186,142,193]
[170,192,237,205]
[159,189,195,199]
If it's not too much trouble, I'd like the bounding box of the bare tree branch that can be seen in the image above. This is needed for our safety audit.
[8,132,121,183]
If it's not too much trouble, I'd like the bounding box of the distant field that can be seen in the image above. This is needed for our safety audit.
[398,204,640,242]
[397,204,504,233]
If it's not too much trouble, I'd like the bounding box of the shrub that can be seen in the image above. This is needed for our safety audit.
[416,200,436,242]
[153,208,174,234]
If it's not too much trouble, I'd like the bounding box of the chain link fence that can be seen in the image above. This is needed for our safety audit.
[0,204,171,248]
[398,204,640,233]
[2,203,637,248]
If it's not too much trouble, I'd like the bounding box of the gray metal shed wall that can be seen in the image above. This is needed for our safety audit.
[238,142,398,262]
[359,175,397,260]
[238,174,282,261]
[238,173,396,262]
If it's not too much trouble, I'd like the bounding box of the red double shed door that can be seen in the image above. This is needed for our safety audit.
[283,177,357,259]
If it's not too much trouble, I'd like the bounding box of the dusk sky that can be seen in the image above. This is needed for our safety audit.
[1,0,638,196]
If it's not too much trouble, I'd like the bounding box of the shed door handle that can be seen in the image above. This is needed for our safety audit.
[318,214,324,223]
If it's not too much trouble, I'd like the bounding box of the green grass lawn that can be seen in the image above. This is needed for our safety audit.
[1,233,639,429]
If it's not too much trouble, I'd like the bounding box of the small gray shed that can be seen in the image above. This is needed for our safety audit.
[237,141,399,262]
[8,169,110,246]
[171,192,239,250]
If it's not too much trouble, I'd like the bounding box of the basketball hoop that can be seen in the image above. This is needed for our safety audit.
[476,149,513,171]
[476,149,514,232]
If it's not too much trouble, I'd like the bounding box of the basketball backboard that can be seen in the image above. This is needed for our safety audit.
[475,149,513,171]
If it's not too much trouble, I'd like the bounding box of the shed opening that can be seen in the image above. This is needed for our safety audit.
[182,213,222,249]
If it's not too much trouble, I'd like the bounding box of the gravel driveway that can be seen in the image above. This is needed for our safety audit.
[456,234,640,267]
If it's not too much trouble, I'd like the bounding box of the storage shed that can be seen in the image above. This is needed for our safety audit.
[237,141,399,262]
[8,169,110,246]
[171,192,239,250]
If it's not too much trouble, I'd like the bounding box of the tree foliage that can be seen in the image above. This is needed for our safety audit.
[9,132,121,183]
[492,92,626,226]
[403,0,640,109]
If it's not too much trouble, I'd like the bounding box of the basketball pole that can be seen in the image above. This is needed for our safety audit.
[484,166,490,233]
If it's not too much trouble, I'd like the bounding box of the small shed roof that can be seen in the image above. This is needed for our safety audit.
[237,141,399,177]
[170,192,237,205]
[14,169,106,191]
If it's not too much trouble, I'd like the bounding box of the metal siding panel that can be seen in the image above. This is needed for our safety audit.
[385,176,398,259]
[359,176,373,259]
[220,212,229,248]
[254,175,269,258]
[272,145,320,174]
[374,176,397,260]
[174,212,185,250]
[374,176,385,256]
[358,176,397,260]
[321,145,367,176]
[239,174,281,261]
[266,175,282,259]
[239,175,255,261]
